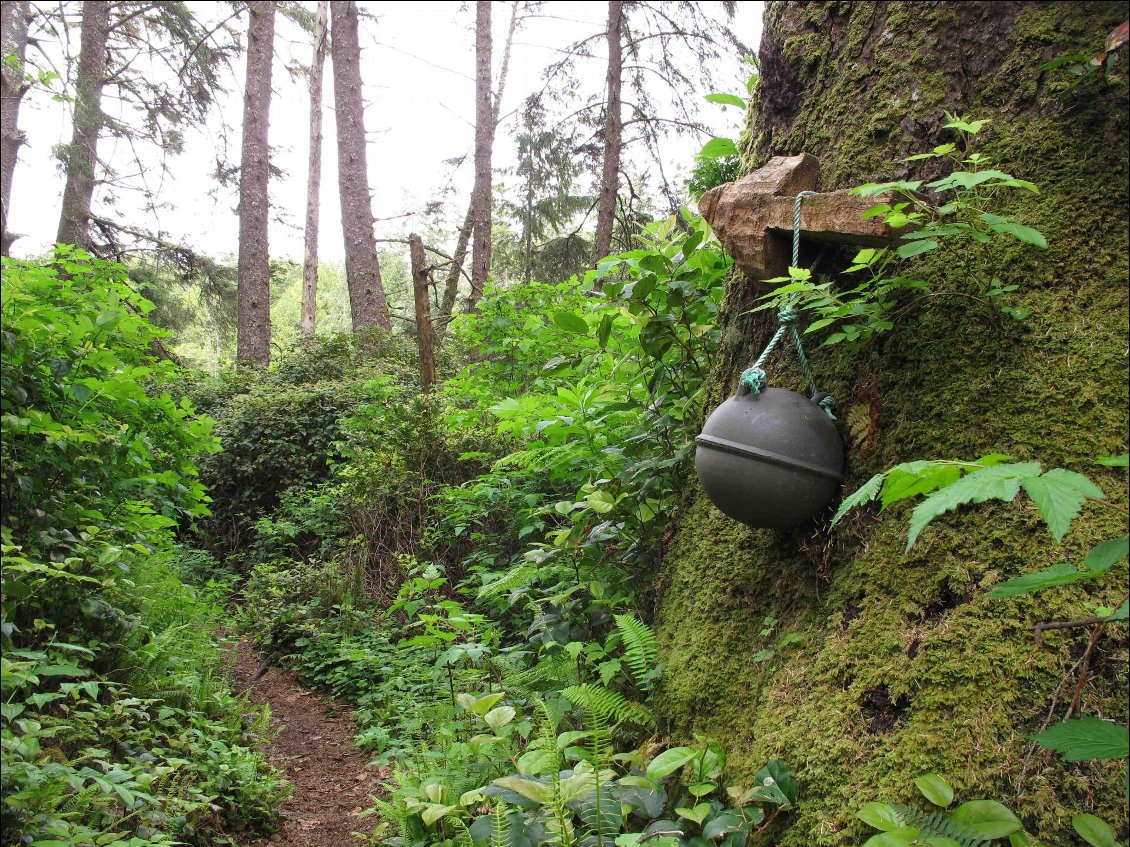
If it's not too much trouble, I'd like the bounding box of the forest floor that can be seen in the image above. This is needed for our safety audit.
[229,641,389,847]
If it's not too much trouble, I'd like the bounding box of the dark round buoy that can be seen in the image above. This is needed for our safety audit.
[695,385,844,528]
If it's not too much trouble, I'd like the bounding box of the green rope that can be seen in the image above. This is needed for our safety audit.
[740,190,836,419]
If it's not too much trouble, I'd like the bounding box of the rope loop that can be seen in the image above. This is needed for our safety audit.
[741,367,767,395]
[777,305,799,326]
[737,189,835,415]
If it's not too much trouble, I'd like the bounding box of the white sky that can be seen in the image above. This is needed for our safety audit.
[8,1,764,264]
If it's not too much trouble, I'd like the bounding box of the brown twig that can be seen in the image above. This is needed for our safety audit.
[1067,623,1106,718]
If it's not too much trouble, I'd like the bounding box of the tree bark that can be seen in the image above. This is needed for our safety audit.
[55,0,109,253]
[409,233,436,392]
[438,1,518,331]
[331,0,391,334]
[300,0,328,337]
[591,0,623,266]
[1,0,30,256]
[466,0,494,315]
[235,0,276,366]
[655,3,1129,844]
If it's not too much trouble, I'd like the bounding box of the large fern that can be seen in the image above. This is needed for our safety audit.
[503,652,580,698]
[890,804,994,847]
[575,710,620,845]
[613,614,658,692]
[561,683,654,730]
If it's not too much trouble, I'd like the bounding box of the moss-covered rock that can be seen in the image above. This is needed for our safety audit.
[655,3,1129,843]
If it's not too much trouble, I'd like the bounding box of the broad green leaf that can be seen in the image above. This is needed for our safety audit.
[981,216,1047,248]
[517,748,556,775]
[483,705,516,732]
[863,829,919,847]
[1072,813,1118,847]
[896,239,939,258]
[585,490,617,514]
[492,776,551,804]
[1084,536,1129,572]
[913,773,954,807]
[469,734,506,753]
[420,804,458,826]
[674,803,712,824]
[987,562,1097,598]
[553,311,589,334]
[830,473,885,528]
[950,800,1023,839]
[687,782,716,798]
[1033,717,1129,761]
[705,92,746,109]
[460,789,485,807]
[881,463,961,509]
[646,746,699,780]
[702,812,746,839]
[556,730,592,749]
[1108,599,1128,621]
[700,137,739,159]
[857,802,903,831]
[906,463,1041,550]
[1095,454,1128,467]
[1021,468,1105,541]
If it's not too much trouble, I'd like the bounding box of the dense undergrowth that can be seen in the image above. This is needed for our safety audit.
[180,215,811,846]
[1,250,285,846]
[4,182,1125,847]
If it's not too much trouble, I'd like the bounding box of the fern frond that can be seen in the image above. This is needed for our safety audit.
[576,710,620,844]
[372,796,412,841]
[503,653,580,697]
[891,804,993,847]
[477,563,539,600]
[491,800,512,847]
[561,683,654,730]
[448,814,475,847]
[614,614,657,692]
[60,784,100,817]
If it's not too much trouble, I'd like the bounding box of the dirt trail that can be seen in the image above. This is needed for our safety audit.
[229,642,389,847]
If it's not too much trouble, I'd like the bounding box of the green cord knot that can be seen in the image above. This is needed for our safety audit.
[818,394,837,421]
[741,367,767,395]
[777,305,799,326]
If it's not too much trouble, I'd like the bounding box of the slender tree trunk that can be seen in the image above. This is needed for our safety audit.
[522,181,534,284]
[331,0,390,334]
[56,0,109,252]
[409,233,436,392]
[466,0,494,315]
[1,0,30,256]
[300,0,328,337]
[438,1,519,329]
[592,0,623,266]
[235,0,276,366]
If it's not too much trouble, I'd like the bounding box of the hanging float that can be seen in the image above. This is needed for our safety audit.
[694,155,899,529]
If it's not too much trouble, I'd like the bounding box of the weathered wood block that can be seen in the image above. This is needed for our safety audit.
[698,154,901,283]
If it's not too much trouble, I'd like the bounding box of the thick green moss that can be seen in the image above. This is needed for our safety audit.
[658,3,1129,844]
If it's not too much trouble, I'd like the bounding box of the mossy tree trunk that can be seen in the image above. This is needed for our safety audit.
[655,3,1128,844]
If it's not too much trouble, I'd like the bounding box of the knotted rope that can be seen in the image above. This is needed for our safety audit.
[739,190,835,418]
